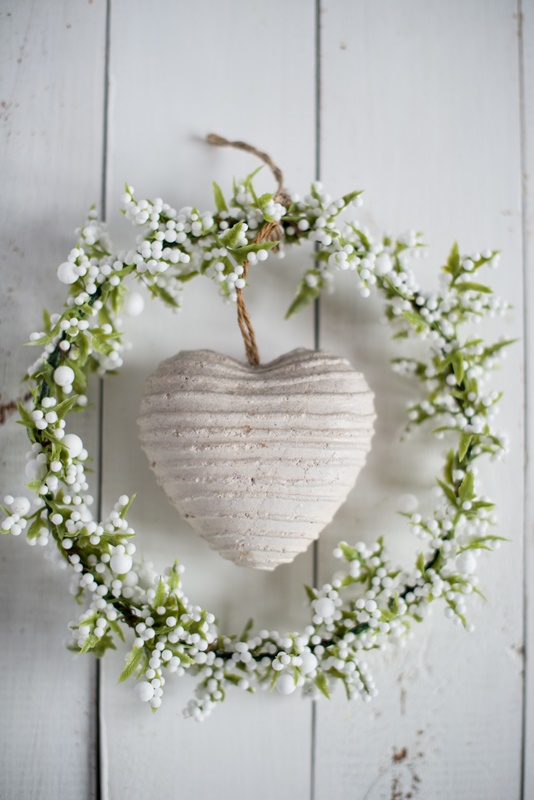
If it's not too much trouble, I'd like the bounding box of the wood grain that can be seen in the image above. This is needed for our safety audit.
[316,1,525,798]
[100,1,316,797]
[0,2,107,798]
[521,0,533,796]
[0,1,530,797]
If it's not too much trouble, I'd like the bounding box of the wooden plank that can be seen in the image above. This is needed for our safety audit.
[100,1,316,796]
[521,0,534,795]
[316,1,524,797]
[0,2,107,798]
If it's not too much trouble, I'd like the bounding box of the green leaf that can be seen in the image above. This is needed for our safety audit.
[304,584,317,603]
[313,673,330,700]
[459,535,507,553]
[256,192,274,211]
[444,449,455,484]
[176,271,198,283]
[91,634,117,658]
[401,310,428,331]
[224,672,242,685]
[239,618,254,642]
[472,585,487,602]
[458,432,473,462]
[339,542,359,561]
[154,578,166,609]
[471,500,495,511]
[447,600,467,627]
[27,517,44,540]
[118,493,136,519]
[459,470,475,504]
[241,165,263,192]
[150,285,180,309]
[482,338,518,358]
[118,644,144,683]
[231,240,278,257]
[108,618,125,643]
[348,224,371,249]
[285,279,321,318]
[43,308,52,332]
[98,304,114,328]
[341,190,363,207]
[444,241,461,278]
[389,592,400,615]
[16,418,35,431]
[54,395,80,418]
[436,478,457,505]
[91,332,114,356]
[416,552,426,574]
[455,281,492,294]
[80,633,100,655]
[17,400,34,428]
[220,221,244,249]
[451,352,464,385]
[212,181,228,213]
[77,333,90,365]
[168,560,181,592]
[383,275,408,298]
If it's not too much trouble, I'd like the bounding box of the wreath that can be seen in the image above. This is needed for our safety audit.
[1,135,511,720]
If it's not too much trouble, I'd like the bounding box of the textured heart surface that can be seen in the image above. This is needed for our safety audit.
[138,348,375,570]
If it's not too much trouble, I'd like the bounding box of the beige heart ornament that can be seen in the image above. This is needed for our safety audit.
[138,348,375,570]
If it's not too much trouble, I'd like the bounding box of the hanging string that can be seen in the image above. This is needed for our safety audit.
[206,134,290,366]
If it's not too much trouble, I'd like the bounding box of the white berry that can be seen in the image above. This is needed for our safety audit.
[456,551,477,574]
[25,459,46,481]
[299,651,318,675]
[57,262,78,284]
[375,253,393,276]
[135,681,154,702]
[11,496,31,516]
[53,366,75,387]
[123,292,145,316]
[398,494,418,514]
[63,434,83,458]
[276,673,296,695]
[313,597,335,618]
[110,553,133,574]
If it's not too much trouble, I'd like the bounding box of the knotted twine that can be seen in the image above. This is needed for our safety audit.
[206,134,290,367]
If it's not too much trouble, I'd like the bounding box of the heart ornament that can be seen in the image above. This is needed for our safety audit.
[138,347,375,570]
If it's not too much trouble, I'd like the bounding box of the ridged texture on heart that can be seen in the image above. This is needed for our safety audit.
[138,348,375,570]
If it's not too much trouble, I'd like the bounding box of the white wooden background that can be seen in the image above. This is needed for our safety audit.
[0,1,531,798]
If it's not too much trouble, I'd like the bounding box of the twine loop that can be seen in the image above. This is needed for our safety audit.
[206,134,289,366]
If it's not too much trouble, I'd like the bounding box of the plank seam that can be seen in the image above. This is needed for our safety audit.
[518,0,530,798]
[96,1,112,799]
[311,3,322,799]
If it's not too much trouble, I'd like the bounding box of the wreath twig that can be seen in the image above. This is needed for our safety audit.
[1,138,512,719]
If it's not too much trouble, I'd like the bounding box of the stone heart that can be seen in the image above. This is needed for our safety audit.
[138,348,375,570]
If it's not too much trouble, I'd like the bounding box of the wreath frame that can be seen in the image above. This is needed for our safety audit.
[1,139,512,720]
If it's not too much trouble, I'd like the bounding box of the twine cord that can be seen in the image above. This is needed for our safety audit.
[206,133,289,366]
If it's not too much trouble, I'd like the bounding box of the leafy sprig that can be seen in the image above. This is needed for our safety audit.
[0,174,512,720]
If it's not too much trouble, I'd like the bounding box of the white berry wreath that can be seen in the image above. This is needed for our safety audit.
[1,136,512,720]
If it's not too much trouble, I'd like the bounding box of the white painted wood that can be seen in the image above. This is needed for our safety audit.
[101,1,316,797]
[1,2,529,796]
[521,0,534,795]
[316,2,525,798]
[0,2,107,798]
